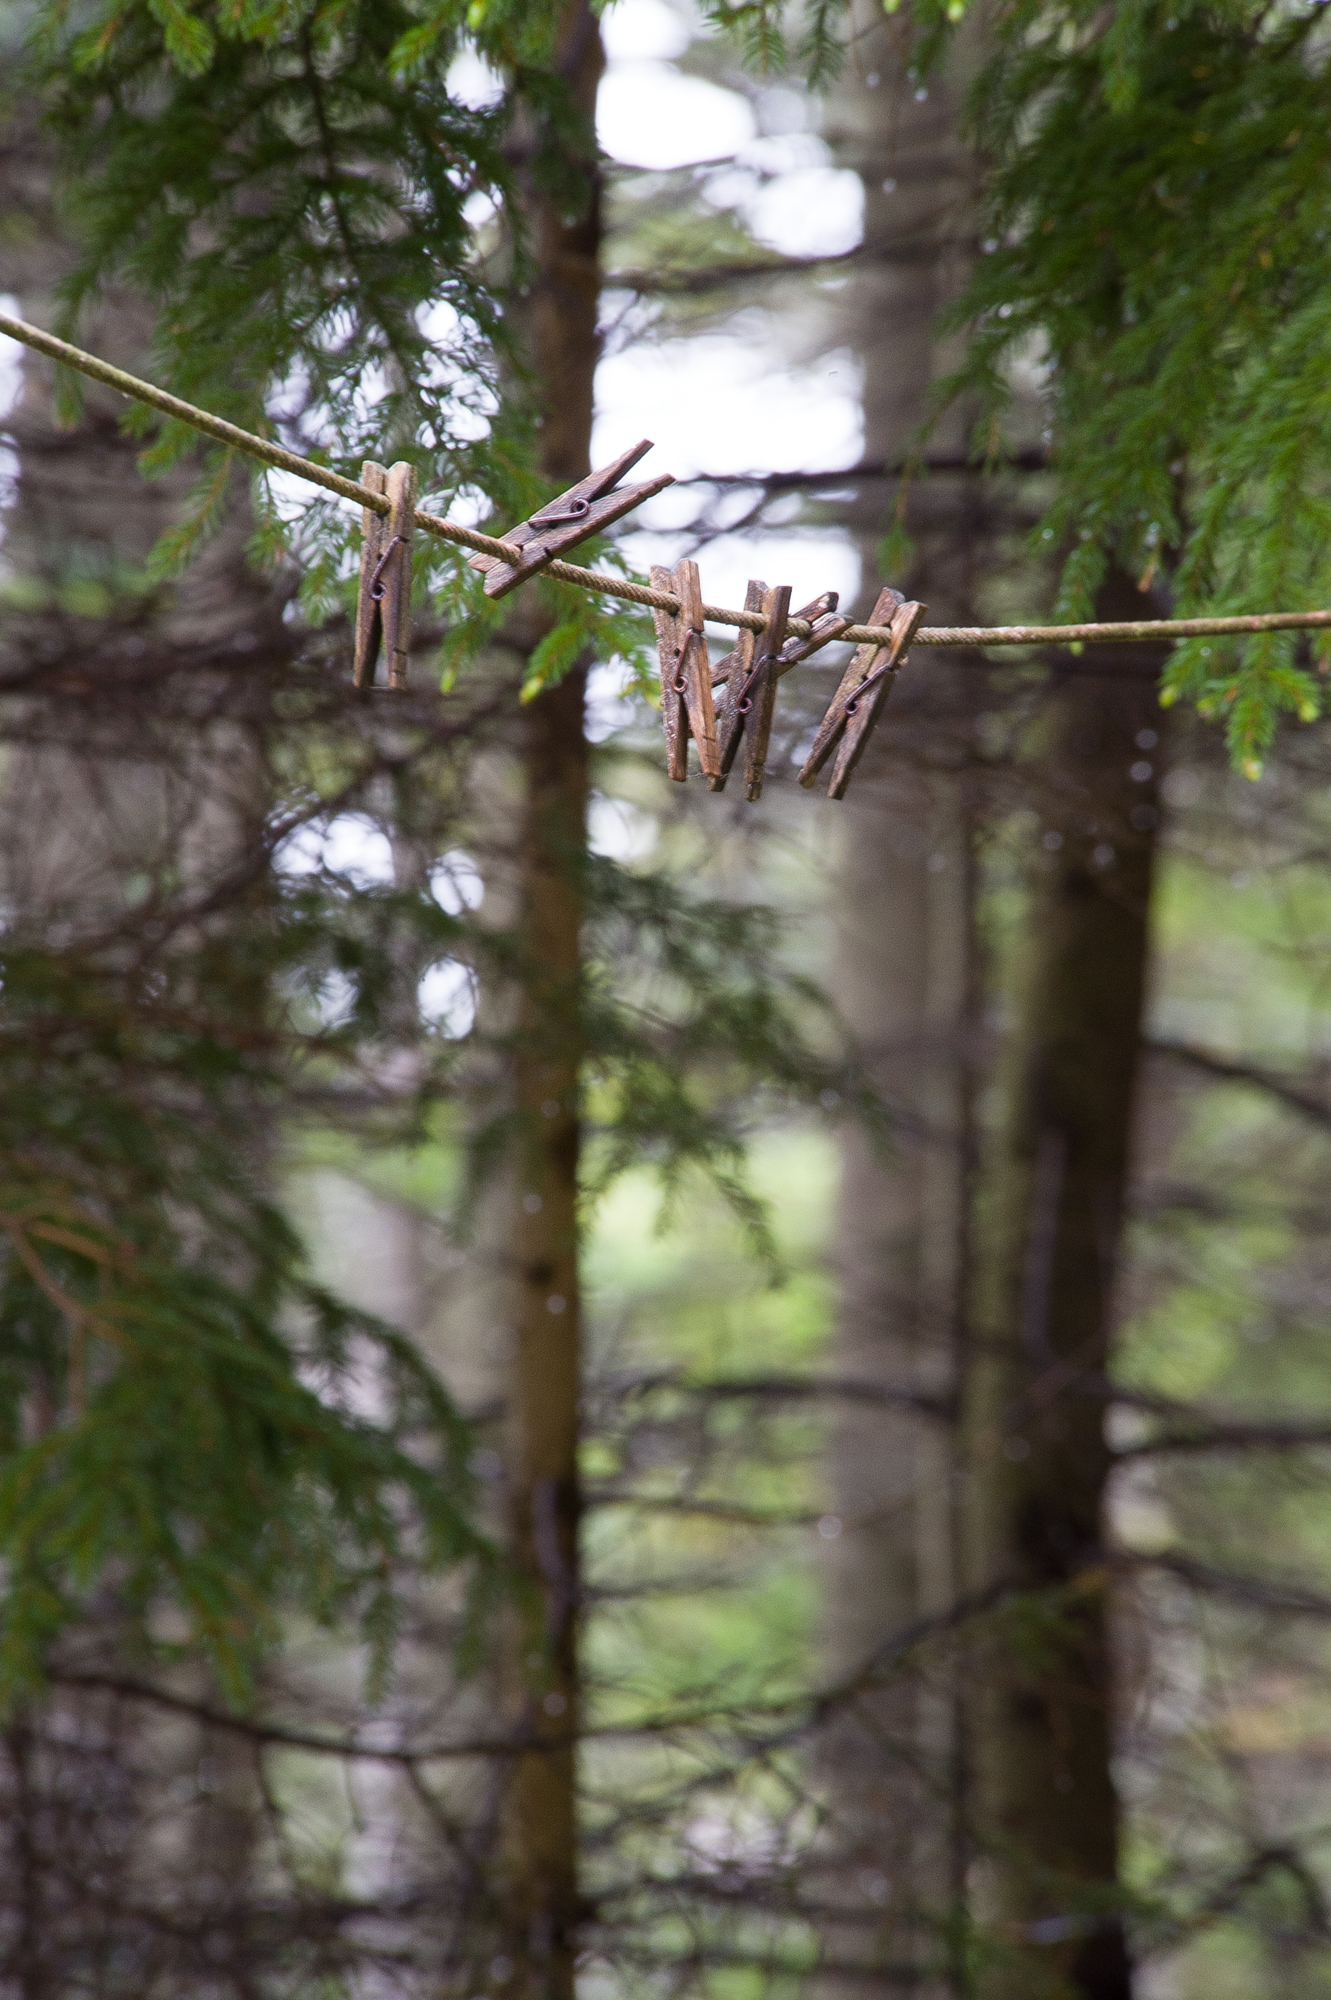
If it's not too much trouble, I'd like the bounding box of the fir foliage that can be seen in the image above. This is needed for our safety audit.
[40,0,506,524]
[0,860,489,1704]
[28,0,662,701]
[951,0,1331,774]
[30,0,606,641]
[704,0,1331,771]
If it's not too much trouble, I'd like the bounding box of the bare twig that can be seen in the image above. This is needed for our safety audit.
[1149,1037,1331,1131]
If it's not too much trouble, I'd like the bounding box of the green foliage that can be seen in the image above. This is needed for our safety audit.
[0,906,488,1703]
[41,0,505,471]
[700,0,961,88]
[948,0,1331,772]
[30,0,597,640]
[439,555,659,700]
[704,0,1331,771]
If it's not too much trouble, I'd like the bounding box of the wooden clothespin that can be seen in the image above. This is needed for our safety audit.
[708,582,789,801]
[650,557,720,781]
[797,586,926,798]
[354,459,418,691]
[469,441,674,599]
[708,580,764,794]
[775,592,852,670]
[710,590,849,800]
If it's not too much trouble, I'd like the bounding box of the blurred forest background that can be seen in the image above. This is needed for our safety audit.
[2,0,1331,1997]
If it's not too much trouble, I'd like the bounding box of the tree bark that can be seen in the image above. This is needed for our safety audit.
[965,600,1168,2000]
[498,9,602,1996]
[814,13,988,1987]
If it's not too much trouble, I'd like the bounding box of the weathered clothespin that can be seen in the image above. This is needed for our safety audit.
[708,580,765,794]
[708,582,790,800]
[650,558,720,781]
[354,459,418,690]
[775,591,852,670]
[469,441,674,599]
[797,586,926,799]
[710,589,848,799]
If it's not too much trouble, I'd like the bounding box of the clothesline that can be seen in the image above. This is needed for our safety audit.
[3,307,1330,655]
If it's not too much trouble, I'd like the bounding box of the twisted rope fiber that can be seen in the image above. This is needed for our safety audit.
[7,309,1330,655]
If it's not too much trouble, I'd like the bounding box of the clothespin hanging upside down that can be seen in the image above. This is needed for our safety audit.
[355,460,419,690]
[798,586,926,798]
[469,441,674,598]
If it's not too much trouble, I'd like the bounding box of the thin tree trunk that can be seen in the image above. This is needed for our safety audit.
[965,600,1168,2000]
[499,9,602,1996]
[815,13,988,1986]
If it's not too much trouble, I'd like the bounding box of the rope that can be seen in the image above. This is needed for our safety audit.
[5,308,1329,655]
[908,610,1331,650]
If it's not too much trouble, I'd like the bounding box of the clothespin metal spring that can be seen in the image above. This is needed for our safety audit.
[368,535,405,601]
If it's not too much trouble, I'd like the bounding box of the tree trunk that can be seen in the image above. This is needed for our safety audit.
[814,11,988,1986]
[499,9,602,1996]
[965,601,1168,2000]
